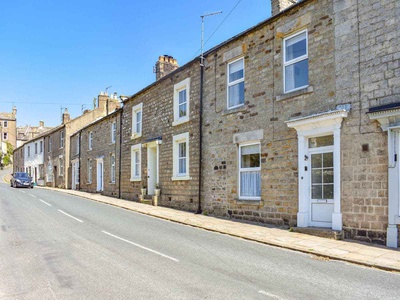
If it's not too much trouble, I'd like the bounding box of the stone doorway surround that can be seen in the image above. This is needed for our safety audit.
[368,102,400,248]
[286,106,349,231]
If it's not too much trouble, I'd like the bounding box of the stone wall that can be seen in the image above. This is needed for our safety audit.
[201,0,334,227]
[333,0,400,244]
[44,126,66,188]
[76,111,121,198]
[121,62,201,212]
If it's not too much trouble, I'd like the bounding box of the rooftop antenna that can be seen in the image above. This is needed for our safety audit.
[81,104,86,113]
[200,11,222,67]
[105,86,112,96]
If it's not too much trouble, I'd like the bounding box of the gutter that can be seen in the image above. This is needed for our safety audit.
[196,59,204,214]
[118,109,123,199]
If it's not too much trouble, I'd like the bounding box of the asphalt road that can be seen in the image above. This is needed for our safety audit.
[1,170,400,299]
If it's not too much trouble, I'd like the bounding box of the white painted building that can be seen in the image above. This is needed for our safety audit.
[24,137,45,186]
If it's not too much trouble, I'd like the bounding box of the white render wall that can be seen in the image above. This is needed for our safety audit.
[24,138,45,185]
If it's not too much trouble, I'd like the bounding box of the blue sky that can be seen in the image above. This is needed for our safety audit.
[0,0,271,127]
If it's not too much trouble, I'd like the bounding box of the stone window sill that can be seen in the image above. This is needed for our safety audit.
[172,117,189,127]
[275,86,314,102]
[222,104,246,116]
[171,175,192,181]
[234,198,264,206]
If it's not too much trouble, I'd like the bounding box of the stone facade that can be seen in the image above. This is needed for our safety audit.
[70,109,122,198]
[43,125,66,188]
[13,146,24,173]
[201,0,335,226]
[200,0,400,246]
[0,108,17,149]
[120,61,201,212]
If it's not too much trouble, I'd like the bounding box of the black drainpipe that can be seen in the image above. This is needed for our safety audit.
[196,58,204,214]
[118,109,123,199]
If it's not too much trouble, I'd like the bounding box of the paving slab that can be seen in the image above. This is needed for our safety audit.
[37,186,400,273]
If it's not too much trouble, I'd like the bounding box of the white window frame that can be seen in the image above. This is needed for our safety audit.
[172,132,191,181]
[87,159,92,184]
[27,146,30,157]
[59,156,64,176]
[227,57,245,110]
[238,142,261,200]
[172,78,190,126]
[3,121,8,128]
[130,144,141,181]
[111,121,116,144]
[3,132,8,140]
[35,143,38,154]
[283,29,309,93]
[40,141,43,153]
[76,137,80,155]
[131,103,143,139]
[88,131,93,150]
[110,153,116,183]
[60,130,64,149]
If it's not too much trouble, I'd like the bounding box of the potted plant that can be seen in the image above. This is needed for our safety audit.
[141,185,147,196]
[154,183,161,197]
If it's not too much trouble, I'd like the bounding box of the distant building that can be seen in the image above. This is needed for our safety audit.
[17,121,53,147]
[0,107,17,149]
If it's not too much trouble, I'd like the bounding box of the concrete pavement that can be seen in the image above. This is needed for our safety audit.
[3,168,399,273]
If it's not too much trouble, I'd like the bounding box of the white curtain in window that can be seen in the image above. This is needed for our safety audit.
[240,171,261,197]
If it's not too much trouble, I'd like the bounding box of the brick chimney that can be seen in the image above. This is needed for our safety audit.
[155,55,179,81]
[62,108,70,124]
[271,0,298,16]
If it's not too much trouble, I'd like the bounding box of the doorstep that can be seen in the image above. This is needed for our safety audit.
[290,227,344,240]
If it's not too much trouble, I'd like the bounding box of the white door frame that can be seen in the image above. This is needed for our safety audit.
[96,157,104,192]
[71,159,79,190]
[146,141,160,195]
[287,109,348,230]
[367,111,400,248]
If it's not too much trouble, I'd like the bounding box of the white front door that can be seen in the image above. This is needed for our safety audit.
[97,159,104,192]
[147,143,159,195]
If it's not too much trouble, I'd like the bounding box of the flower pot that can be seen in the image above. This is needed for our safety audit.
[154,189,161,197]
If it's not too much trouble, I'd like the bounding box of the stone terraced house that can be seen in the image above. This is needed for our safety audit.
[200,0,400,247]
[69,109,122,197]
[120,55,202,212]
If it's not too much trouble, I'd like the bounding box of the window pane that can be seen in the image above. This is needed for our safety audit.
[179,158,186,174]
[311,154,322,168]
[241,144,260,169]
[312,185,322,199]
[309,135,334,148]
[179,103,187,118]
[229,59,244,83]
[323,184,334,199]
[240,170,261,197]
[312,169,322,184]
[179,90,186,104]
[179,142,186,158]
[228,81,244,108]
[323,169,334,184]
[285,32,306,61]
[323,152,334,167]
[285,59,308,91]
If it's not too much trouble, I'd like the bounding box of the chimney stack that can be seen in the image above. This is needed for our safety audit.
[271,0,298,16]
[12,106,17,117]
[39,120,44,127]
[62,108,70,124]
[155,55,179,81]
